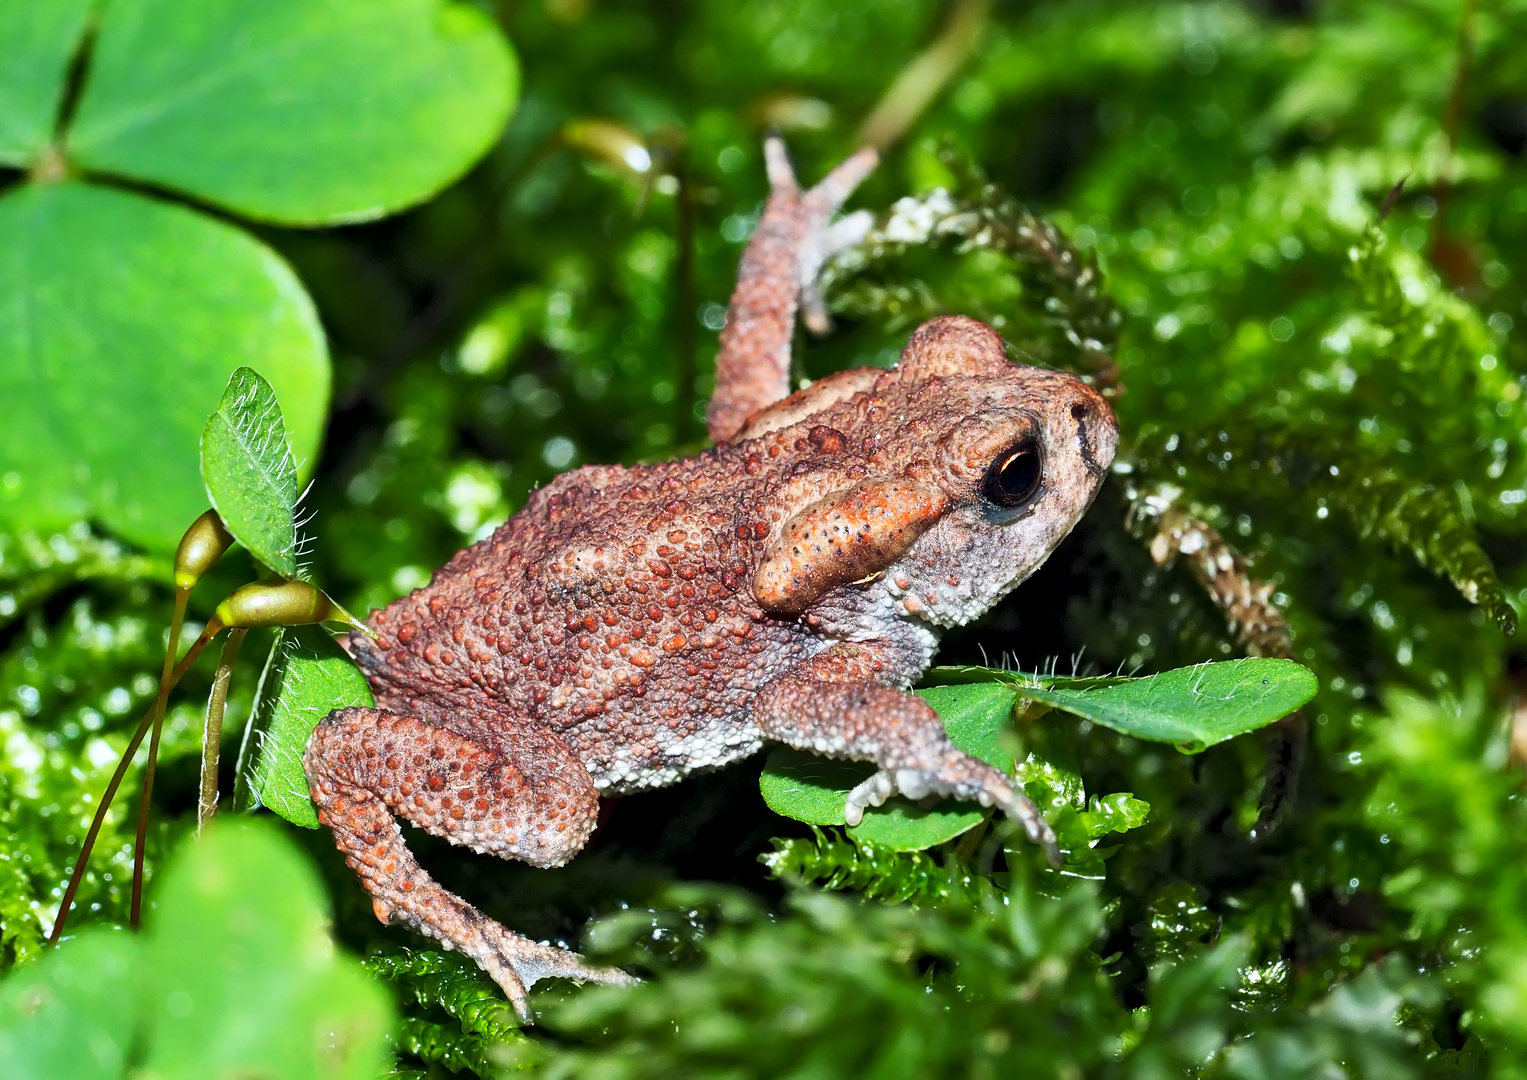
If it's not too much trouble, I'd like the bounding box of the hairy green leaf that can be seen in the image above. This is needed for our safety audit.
[232,626,372,828]
[761,683,1022,850]
[1009,658,1316,748]
[201,367,301,579]
[758,749,871,828]
[761,674,1189,850]
[69,0,519,225]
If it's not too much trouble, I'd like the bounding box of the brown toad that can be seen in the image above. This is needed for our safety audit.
[304,139,1118,1019]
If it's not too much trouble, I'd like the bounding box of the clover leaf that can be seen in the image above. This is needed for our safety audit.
[0,183,327,551]
[0,820,392,1080]
[67,0,518,225]
[0,0,517,553]
[0,3,93,166]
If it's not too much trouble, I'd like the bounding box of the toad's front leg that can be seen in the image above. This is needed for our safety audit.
[304,707,636,1021]
[754,644,1061,866]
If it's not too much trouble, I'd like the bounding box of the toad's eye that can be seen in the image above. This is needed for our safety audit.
[982,440,1043,509]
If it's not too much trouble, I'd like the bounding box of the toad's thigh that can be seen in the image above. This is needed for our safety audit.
[305,706,598,868]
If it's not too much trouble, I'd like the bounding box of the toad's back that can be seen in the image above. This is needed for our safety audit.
[346,445,822,791]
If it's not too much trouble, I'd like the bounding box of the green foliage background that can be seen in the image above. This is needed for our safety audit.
[6,0,1527,1076]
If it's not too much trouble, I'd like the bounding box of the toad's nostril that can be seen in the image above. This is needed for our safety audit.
[1070,402,1089,420]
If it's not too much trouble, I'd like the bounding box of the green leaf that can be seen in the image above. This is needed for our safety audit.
[760,684,1017,851]
[760,664,1302,850]
[849,797,986,851]
[0,929,138,1080]
[68,0,519,225]
[920,682,1020,770]
[759,749,871,827]
[140,819,393,1080]
[0,2,93,167]
[201,367,300,578]
[233,626,373,828]
[1008,658,1317,748]
[0,182,328,554]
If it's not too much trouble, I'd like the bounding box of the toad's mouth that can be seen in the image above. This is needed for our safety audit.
[1075,412,1114,479]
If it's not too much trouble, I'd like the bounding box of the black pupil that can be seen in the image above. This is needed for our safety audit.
[984,443,1041,508]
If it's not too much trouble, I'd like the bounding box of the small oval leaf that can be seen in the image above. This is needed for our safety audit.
[233,626,372,828]
[1010,658,1316,746]
[849,800,986,851]
[759,749,869,827]
[760,684,1020,851]
[201,368,300,579]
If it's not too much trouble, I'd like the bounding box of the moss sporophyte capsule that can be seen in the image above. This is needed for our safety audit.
[173,510,235,590]
[215,580,347,629]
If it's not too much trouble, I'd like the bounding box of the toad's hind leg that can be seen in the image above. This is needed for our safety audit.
[706,137,878,443]
[304,707,634,1021]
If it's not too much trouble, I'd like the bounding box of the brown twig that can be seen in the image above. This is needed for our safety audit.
[1132,486,1306,838]
[128,588,188,927]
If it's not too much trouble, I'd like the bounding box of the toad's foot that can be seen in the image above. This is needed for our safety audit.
[473,923,640,1023]
[843,757,1061,867]
[708,138,877,442]
[306,706,638,1023]
[762,135,878,335]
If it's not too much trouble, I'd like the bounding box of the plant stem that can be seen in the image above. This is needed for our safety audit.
[48,615,220,944]
[1431,0,1476,256]
[198,629,247,832]
[857,0,990,150]
[129,589,189,927]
